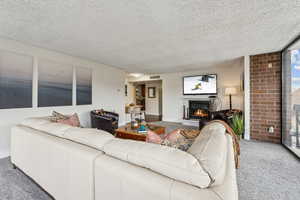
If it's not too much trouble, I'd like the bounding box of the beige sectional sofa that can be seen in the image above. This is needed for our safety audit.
[11,117,238,200]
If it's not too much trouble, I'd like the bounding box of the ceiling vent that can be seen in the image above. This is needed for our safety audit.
[150,75,160,79]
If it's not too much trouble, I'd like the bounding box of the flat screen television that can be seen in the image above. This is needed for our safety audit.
[183,74,217,95]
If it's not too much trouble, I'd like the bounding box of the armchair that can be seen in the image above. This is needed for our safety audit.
[91,110,119,134]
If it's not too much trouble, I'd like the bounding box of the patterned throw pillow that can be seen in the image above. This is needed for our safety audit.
[49,111,69,122]
[57,113,81,127]
[146,129,200,152]
[163,129,196,151]
[180,129,201,139]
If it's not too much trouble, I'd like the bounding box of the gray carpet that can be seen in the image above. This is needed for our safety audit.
[0,158,52,200]
[237,140,300,200]
[0,122,299,200]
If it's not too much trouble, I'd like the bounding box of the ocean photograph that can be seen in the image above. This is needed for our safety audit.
[76,67,92,105]
[0,50,33,109]
[38,60,73,107]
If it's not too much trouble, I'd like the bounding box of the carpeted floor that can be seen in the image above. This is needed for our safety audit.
[0,158,52,200]
[0,122,299,200]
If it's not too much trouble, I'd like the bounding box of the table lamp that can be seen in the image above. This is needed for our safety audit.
[225,87,237,110]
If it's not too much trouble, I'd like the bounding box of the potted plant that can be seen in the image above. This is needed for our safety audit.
[231,114,244,139]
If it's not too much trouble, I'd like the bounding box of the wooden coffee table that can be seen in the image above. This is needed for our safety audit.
[115,124,165,141]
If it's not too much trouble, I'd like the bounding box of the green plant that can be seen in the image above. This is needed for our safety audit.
[231,114,244,138]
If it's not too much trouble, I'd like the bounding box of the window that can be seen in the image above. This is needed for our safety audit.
[282,37,300,158]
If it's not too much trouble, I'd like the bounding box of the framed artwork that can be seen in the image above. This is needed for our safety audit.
[0,50,33,109]
[38,60,73,107]
[148,87,156,98]
[76,67,92,105]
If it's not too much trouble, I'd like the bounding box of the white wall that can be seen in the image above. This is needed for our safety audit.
[0,38,125,158]
[161,58,244,122]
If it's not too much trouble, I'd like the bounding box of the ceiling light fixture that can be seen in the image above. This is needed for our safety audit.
[129,73,144,78]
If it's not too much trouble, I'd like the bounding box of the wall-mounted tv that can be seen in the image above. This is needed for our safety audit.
[183,74,217,95]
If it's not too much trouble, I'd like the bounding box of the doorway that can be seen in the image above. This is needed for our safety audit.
[135,84,146,111]
[125,80,163,123]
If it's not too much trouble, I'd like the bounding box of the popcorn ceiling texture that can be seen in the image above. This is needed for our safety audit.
[0,0,299,73]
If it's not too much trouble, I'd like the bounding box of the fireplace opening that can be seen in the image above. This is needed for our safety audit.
[193,109,209,118]
[188,100,210,120]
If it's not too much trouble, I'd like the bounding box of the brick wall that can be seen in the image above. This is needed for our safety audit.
[250,52,281,143]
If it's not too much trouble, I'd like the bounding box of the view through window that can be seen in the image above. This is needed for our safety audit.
[282,38,300,158]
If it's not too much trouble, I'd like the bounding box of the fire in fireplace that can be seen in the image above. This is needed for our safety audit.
[188,100,210,120]
[193,109,209,118]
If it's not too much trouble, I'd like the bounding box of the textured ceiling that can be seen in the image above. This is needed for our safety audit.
[0,0,300,73]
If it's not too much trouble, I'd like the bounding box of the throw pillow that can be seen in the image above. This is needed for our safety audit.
[50,111,69,122]
[163,129,182,141]
[163,129,195,151]
[180,129,201,139]
[146,129,200,152]
[146,130,163,144]
[57,113,81,127]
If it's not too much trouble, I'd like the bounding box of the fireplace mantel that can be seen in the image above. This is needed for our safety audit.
[181,96,212,100]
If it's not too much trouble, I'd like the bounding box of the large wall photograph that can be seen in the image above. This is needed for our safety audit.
[76,67,92,105]
[0,50,33,109]
[38,60,73,107]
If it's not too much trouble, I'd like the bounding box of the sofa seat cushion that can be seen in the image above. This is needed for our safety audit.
[188,122,228,186]
[64,128,114,150]
[103,138,211,188]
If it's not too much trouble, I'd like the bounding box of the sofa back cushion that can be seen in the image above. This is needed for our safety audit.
[21,117,72,137]
[103,138,211,188]
[21,117,50,127]
[21,117,114,150]
[64,127,114,150]
[188,122,228,186]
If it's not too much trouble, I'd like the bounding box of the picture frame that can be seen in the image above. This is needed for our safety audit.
[38,59,73,107]
[0,50,33,109]
[76,66,92,105]
[148,87,156,98]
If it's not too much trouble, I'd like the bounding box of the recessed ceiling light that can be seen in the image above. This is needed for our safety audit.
[129,73,144,78]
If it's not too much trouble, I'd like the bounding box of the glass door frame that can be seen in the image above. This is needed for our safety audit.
[281,34,300,159]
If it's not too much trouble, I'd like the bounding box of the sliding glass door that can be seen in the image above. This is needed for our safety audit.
[282,38,300,158]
